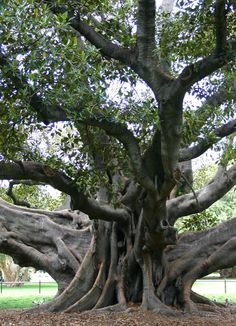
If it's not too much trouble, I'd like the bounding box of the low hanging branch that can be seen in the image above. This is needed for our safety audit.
[0,161,130,224]
[0,198,92,294]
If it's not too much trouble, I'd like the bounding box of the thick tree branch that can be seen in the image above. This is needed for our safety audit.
[71,19,135,66]
[1,46,158,197]
[39,1,135,65]
[179,118,236,161]
[137,0,156,61]
[160,216,236,312]
[0,161,130,224]
[177,41,236,91]
[167,163,236,224]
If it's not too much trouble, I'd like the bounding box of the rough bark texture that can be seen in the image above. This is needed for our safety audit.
[0,199,92,295]
[158,217,236,312]
[0,177,236,315]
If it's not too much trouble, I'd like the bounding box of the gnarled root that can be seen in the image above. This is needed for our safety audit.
[141,253,175,315]
[65,261,106,312]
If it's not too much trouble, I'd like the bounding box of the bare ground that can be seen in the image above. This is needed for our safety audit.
[1,305,236,325]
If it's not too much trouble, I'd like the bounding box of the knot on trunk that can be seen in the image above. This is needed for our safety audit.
[160,219,170,230]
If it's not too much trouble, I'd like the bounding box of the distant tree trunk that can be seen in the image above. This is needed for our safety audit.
[219,267,236,278]
[0,255,31,285]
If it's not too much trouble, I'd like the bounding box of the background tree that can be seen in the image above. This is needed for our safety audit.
[0,254,33,284]
[0,0,235,314]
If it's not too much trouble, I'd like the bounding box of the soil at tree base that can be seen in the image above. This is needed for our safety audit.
[0,305,236,325]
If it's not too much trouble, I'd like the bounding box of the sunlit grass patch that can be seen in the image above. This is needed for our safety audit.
[0,282,57,308]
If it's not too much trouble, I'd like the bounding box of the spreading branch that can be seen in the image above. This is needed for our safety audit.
[167,163,236,224]
[179,118,236,161]
[39,1,135,65]
[1,46,156,196]
[71,19,135,66]
[0,198,91,291]
[177,40,236,92]
[0,161,130,224]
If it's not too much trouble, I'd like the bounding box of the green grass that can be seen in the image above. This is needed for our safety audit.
[193,279,236,303]
[0,280,235,308]
[0,282,58,309]
[0,295,54,309]
[206,294,236,302]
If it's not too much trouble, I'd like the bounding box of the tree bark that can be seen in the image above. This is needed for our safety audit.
[1,188,236,314]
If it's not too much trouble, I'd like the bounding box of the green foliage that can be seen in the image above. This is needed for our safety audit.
[157,1,216,69]
[0,0,157,197]
[11,184,65,210]
[220,136,236,167]
[79,0,137,47]
[0,183,64,210]
[178,164,236,231]
[0,0,100,109]
[210,187,236,221]
[179,210,219,232]
[0,0,235,204]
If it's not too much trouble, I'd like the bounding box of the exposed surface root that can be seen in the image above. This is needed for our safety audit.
[91,303,127,314]
[65,261,106,312]
[191,290,216,306]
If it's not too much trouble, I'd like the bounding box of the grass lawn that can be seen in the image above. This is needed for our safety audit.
[0,280,235,308]
[193,279,236,303]
[0,282,58,309]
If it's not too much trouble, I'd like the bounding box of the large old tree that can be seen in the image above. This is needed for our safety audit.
[0,0,236,314]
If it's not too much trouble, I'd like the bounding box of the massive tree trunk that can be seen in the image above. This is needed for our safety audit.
[1,180,236,314]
